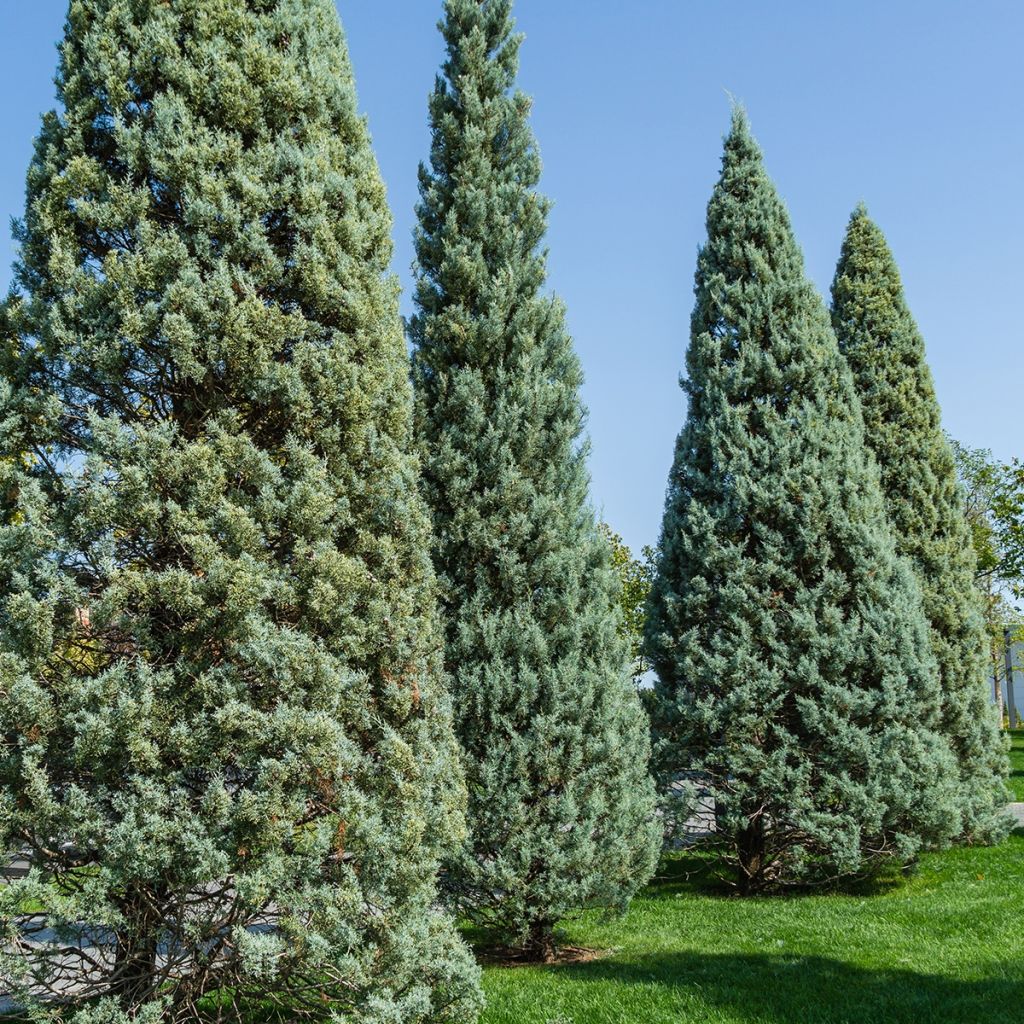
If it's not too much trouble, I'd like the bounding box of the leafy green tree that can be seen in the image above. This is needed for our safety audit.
[951,440,1004,585]
[951,438,1023,722]
[646,111,962,893]
[599,524,656,683]
[831,208,1009,841]
[410,0,660,959]
[0,2,481,1021]
[993,460,1024,602]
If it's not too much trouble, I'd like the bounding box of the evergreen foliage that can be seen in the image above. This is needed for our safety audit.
[831,208,1010,841]
[410,0,660,958]
[0,2,481,1021]
[645,111,962,893]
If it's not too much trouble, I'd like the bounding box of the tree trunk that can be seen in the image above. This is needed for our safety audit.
[523,919,557,963]
[737,814,767,895]
[109,891,162,1011]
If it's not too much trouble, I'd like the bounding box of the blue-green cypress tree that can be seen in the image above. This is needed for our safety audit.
[645,111,962,893]
[409,0,659,959]
[831,206,1010,843]
[0,2,481,1021]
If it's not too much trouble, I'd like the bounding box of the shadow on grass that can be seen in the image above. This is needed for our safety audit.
[557,951,1022,1024]
[648,852,910,900]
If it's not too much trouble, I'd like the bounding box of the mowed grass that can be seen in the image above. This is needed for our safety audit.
[478,834,1024,1024]
[1009,729,1024,801]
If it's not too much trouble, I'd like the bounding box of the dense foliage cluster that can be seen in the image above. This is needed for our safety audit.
[0,1,1014,1019]
[410,0,659,958]
[0,1,480,1021]
[831,209,1009,841]
[645,112,964,892]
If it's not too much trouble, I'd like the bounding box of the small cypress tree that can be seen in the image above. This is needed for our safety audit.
[0,2,481,1021]
[831,206,1010,842]
[410,0,660,959]
[645,111,962,893]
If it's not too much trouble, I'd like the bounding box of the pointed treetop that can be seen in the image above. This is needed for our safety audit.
[833,205,921,359]
[439,0,518,83]
[692,109,820,383]
[721,104,764,167]
[414,0,547,333]
[728,102,752,138]
[841,202,897,261]
[710,107,793,230]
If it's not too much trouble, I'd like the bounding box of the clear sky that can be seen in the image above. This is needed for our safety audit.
[2,1,1022,555]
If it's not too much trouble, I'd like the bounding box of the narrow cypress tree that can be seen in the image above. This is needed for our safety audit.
[0,2,481,1021]
[831,207,1010,842]
[410,0,659,959]
[645,111,962,893]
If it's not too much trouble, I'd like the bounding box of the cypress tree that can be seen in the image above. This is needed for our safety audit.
[831,206,1010,842]
[645,111,962,893]
[0,2,481,1021]
[410,0,660,959]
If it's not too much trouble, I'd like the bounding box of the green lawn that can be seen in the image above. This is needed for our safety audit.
[478,835,1024,1024]
[1009,729,1024,801]
[6,830,1021,1024]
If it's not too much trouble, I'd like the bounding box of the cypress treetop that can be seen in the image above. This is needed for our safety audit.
[410,0,660,959]
[831,205,1010,842]
[0,2,481,1020]
[646,110,962,892]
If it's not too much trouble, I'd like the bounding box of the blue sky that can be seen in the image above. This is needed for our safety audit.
[2,1,1021,554]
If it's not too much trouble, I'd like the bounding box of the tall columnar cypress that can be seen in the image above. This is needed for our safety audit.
[0,2,481,1021]
[410,0,659,958]
[831,207,1010,842]
[645,111,962,893]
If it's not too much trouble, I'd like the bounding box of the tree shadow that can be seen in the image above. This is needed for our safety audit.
[649,851,910,900]
[558,950,1022,1023]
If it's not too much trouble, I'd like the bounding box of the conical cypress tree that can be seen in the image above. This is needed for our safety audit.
[831,206,1010,842]
[409,0,659,959]
[645,111,962,893]
[0,2,481,1021]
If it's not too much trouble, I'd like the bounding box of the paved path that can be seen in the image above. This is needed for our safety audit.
[1008,803,1024,828]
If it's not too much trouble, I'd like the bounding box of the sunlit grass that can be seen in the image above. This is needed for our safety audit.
[5,832,1020,1023]
[1008,728,1024,801]
[477,836,1024,1024]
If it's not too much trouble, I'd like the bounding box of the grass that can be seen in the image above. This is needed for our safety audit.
[477,834,1024,1024]
[1008,729,1024,801]
[7,812,1022,1024]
